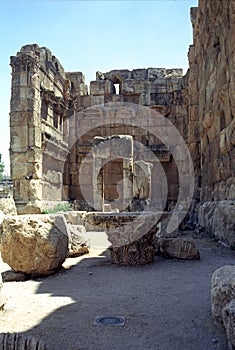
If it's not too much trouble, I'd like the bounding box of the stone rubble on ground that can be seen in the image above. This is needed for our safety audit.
[0,214,69,275]
[211,265,235,350]
[0,198,17,216]
[158,237,200,260]
[67,223,89,257]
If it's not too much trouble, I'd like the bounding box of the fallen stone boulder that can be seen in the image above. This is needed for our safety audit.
[68,224,89,257]
[0,214,68,275]
[158,237,200,260]
[222,299,235,350]
[211,265,235,323]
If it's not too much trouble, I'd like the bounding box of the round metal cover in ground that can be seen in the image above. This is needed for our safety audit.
[94,316,125,326]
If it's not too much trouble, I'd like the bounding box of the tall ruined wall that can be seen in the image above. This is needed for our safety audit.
[187,0,235,243]
[10,47,187,214]
[67,67,188,211]
[10,44,70,213]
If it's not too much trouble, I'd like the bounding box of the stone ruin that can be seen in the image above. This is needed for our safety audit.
[1,0,235,347]
[7,0,234,259]
[9,52,182,216]
[9,13,234,241]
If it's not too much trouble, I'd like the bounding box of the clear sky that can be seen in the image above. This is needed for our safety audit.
[0,0,198,175]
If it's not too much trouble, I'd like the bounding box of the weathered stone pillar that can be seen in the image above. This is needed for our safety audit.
[10,45,43,214]
[10,45,69,214]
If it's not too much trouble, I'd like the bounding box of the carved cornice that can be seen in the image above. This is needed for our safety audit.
[10,54,39,73]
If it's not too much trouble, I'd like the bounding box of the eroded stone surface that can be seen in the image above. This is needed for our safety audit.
[158,237,200,260]
[211,266,235,324]
[198,201,235,246]
[0,215,68,275]
[187,0,235,242]
[68,224,89,257]
[109,229,157,266]
[222,299,235,350]
[63,211,86,226]
[0,199,17,216]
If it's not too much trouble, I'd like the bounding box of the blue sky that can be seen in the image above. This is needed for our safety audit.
[0,0,198,174]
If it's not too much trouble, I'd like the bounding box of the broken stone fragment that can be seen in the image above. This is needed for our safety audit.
[67,224,89,257]
[1,270,30,283]
[222,299,235,350]
[0,198,17,215]
[158,237,200,260]
[0,214,68,276]
[211,265,235,324]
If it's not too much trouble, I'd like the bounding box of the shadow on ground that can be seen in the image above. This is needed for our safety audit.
[14,235,234,350]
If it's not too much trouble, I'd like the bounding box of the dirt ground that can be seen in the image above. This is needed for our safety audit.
[0,231,234,350]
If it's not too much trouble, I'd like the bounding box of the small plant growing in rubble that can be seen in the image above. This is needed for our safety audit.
[42,202,73,214]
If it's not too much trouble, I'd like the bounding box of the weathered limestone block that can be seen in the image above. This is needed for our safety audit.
[198,201,235,246]
[220,118,235,156]
[222,299,235,350]
[0,214,68,275]
[90,80,114,96]
[0,199,17,216]
[84,213,106,232]
[63,211,86,226]
[68,224,89,257]
[211,266,235,323]
[133,160,152,200]
[106,218,158,248]
[0,333,49,350]
[158,237,200,260]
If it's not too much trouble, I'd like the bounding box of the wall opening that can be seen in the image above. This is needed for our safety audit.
[114,83,120,95]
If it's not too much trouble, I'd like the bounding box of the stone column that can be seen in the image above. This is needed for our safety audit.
[10,45,43,214]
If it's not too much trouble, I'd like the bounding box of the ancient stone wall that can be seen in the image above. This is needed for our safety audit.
[187,0,235,244]
[9,0,234,243]
[68,67,187,211]
[10,45,69,213]
[10,45,186,214]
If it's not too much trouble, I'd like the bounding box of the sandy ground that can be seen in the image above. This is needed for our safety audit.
[0,231,234,350]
